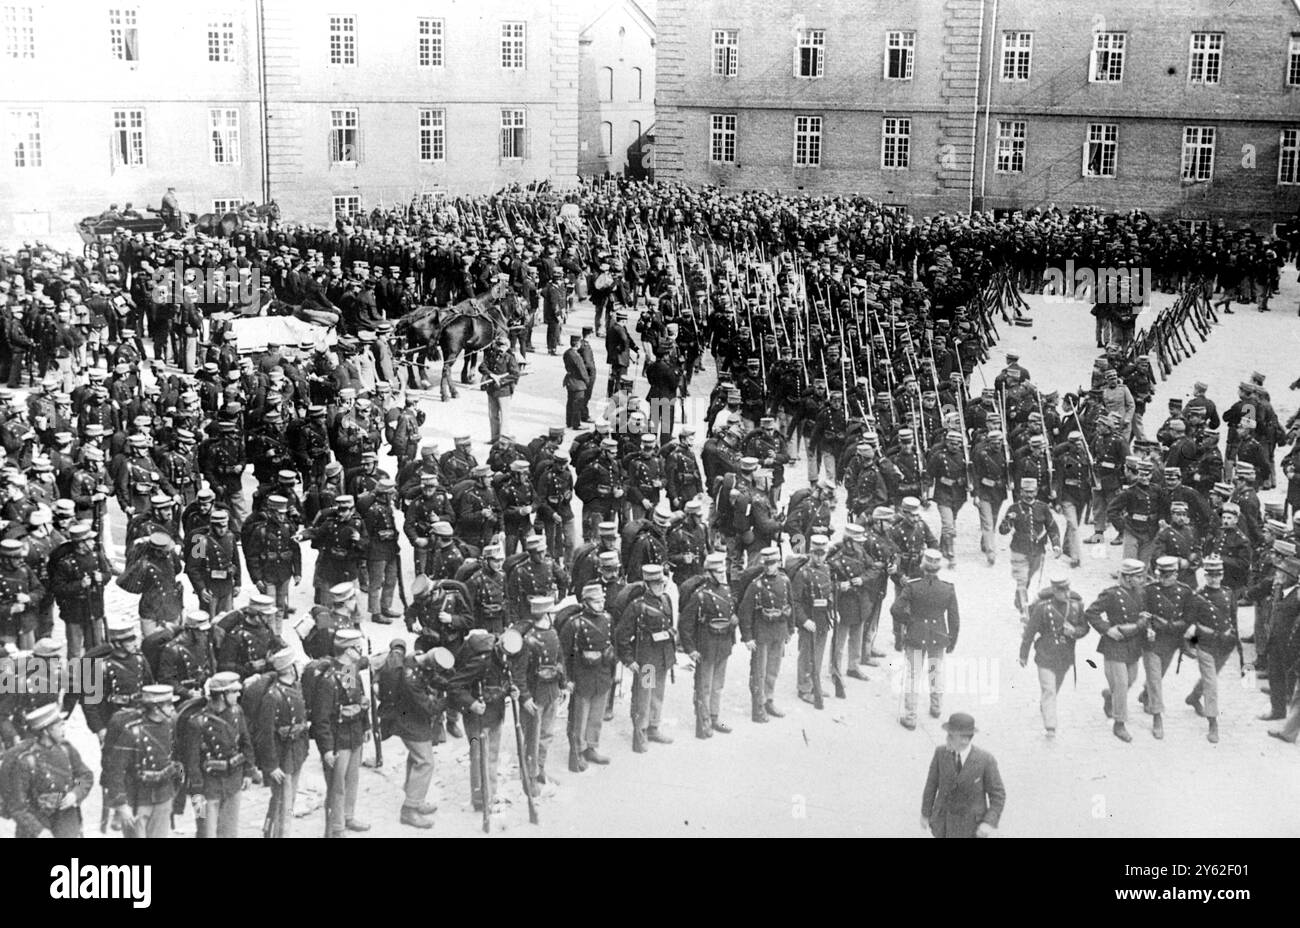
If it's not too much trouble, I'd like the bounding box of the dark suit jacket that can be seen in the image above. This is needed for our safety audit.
[563,348,590,392]
[605,325,635,367]
[921,744,1005,838]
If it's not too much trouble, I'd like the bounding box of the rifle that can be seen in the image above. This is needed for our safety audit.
[504,665,539,826]
[365,636,383,768]
[263,782,282,838]
[1035,388,1055,499]
[809,616,824,710]
[395,551,408,609]
[473,679,491,833]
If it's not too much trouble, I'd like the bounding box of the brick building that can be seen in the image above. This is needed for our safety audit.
[0,0,579,239]
[578,0,656,178]
[655,0,1300,231]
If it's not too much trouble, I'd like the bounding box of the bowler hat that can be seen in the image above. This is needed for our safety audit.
[941,712,977,735]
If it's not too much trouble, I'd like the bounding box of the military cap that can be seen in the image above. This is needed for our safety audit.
[1201,554,1224,572]
[328,582,356,602]
[67,522,93,541]
[1169,501,1188,513]
[921,549,943,569]
[484,543,505,559]
[705,552,727,570]
[529,595,555,614]
[525,535,546,551]
[270,648,297,672]
[140,684,178,705]
[32,638,60,658]
[760,545,781,563]
[1211,482,1232,496]
[334,628,365,649]
[597,550,620,567]
[641,564,664,581]
[1155,556,1179,573]
[107,617,140,640]
[184,610,212,629]
[1119,559,1147,576]
[148,531,172,549]
[207,671,243,694]
[809,534,830,550]
[334,494,355,507]
[581,582,606,601]
[598,521,618,537]
[433,521,454,537]
[210,509,230,524]
[1046,562,1071,586]
[24,703,61,731]
[1221,502,1241,516]
[739,457,759,471]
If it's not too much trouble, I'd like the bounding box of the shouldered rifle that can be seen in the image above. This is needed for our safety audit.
[365,636,382,768]
[503,662,539,826]
[470,677,491,833]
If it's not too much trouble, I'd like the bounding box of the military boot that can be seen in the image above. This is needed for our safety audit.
[764,700,784,718]
[1207,718,1219,744]
[695,714,712,739]
[568,745,587,772]
[752,696,768,723]
[1152,713,1164,739]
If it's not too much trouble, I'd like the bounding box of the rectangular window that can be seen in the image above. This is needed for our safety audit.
[111,108,146,166]
[1280,129,1300,185]
[207,19,234,62]
[1179,219,1210,236]
[108,8,138,61]
[1290,36,1300,87]
[8,109,40,167]
[793,114,821,166]
[995,119,1026,173]
[885,31,914,80]
[2,5,35,59]
[1083,122,1117,177]
[418,17,443,67]
[329,15,355,65]
[881,117,910,169]
[209,108,240,164]
[1181,126,1215,182]
[710,113,736,163]
[712,29,737,76]
[1089,31,1124,82]
[333,194,360,219]
[1000,31,1031,81]
[330,108,359,163]
[212,198,242,215]
[418,107,445,162]
[501,21,525,69]
[1188,32,1222,85]
[500,107,526,159]
[795,28,824,78]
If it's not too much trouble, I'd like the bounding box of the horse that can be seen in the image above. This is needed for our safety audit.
[188,202,281,239]
[397,299,505,402]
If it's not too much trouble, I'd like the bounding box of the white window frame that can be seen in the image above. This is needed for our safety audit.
[712,29,737,77]
[2,5,36,60]
[1180,125,1215,182]
[330,108,359,164]
[1082,122,1117,177]
[793,114,821,167]
[1179,219,1210,237]
[7,109,41,168]
[108,7,138,62]
[884,31,914,81]
[709,113,736,164]
[212,198,243,215]
[209,108,240,165]
[1280,128,1300,185]
[794,28,824,79]
[500,107,527,160]
[112,108,146,167]
[1289,36,1300,87]
[1188,32,1222,86]
[418,107,445,162]
[881,116,910,169]
[1089,31,1124,83]
[328,15,356,66]
[631,66,642,101]
[1000,31,1031,81]
[599,121,613,157]
[417,17,443,68]
[995,119,1026,174]
[333,194,361,220]
[599,66,614,101]
[207,19,234,63]
[501,21,525,70]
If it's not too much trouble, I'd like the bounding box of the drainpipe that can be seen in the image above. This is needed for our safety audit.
[255,0,270,203]
[977,0,999,213]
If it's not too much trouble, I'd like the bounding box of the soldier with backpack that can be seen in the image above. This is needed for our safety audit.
[0,702,93,837]
[559,582,615,772]
[447,628,518,814]
[115,530,182,636]
[155,610,216,702]
[216,595,284,679]
[182,670,254,838]
[535,448,576,563]
[101,683,180,839]
[83,617,152,740]
[304,493,368,605]
[379,639,452,829]
[679,552,738,739]
[244,495,302,622]
[827,524,880,698]
[625,503,672,581]
[515,596,566,790]
[615,564,676,753]
[575,438,626,541]
[454,465,502,550]
[247,647,310,838]
[791,535,835,708]
[306,627,370,837]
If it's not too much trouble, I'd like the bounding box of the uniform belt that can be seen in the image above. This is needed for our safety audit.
[202,752,245,774]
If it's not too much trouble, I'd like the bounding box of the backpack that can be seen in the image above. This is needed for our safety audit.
[553,602,584,639]
[0,739,37,820]
[620,518,654,566]
[239,671,277,741]
[450,477,479,513]
[609,580,647,621]
[676,574,710,617]
[453,558,483,585]
[374,648,407,741]
[141,626,177,681]
[300,658,335,714]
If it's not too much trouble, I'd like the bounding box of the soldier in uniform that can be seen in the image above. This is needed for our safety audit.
[156,610,216,702]
[0,538,41,647]
[889,497,938,586]
[440,435,478,486]
[467,543,510,633]
[498,459,538,556]
[926,429,970,567]
[48,522,109,658]
[1136,556,1195,740]
[791,534,835,707]
[308,627,370,837]
[217,595,283,678]
[1086,415,1128,544]
[252,647,311,837]
[625,432,666,522]
[2,703,94,837]
[570,520,621,594]
[663,425,704,510]
[575,438,625,540]
[1018,563,1089,736]
[998,477,1062,615]
[891,549,960,730]
[505,534,568,625]
[1152,500,1200,585]
[515,596,566,789]
[827,523,879,697]
[244,495,301,621]
[535,448,576,563]
[200,420,248,524]
[183,671,255,838]
[560,582,615,771]
[362,478,402,624]
[116,531,182,636]
[158,428,200,507]
[288,406,331,488]
[1108,459,1164,565]
[455,465,501,550]
[102,684,181,839]
[305,494,368,604]
[883,428,925,508]
[1204,502,1254,592]
[1054,431,1093,568]
[447,628,513,812]
[1085,559,1150,742]
[679,551,737,739]
[185,509,241,615]
[615,564,676,753]
[736,545,794,723]
[1185,555,1238,744]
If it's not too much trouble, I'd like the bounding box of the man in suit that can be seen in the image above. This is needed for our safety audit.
[605,310,638,398]
[579,327,597,423]
[562,335,591,431]
[920,712,1006,838]
[1264,556,1300,730]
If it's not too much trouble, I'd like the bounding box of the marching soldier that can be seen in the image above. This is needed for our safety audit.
[251,647,311,837]
[362,478,402,624]
[308,627,370,837]
[998,477,1062,615]
[560,582,615,772]
[827,524,877,696]
[791,534,836,708]
[515,596,566,789]
[102,683,181,839]
[183,671,255,838]
[1184,555,1238,743]
[891,550,960,730]
[244,495,302,620]
[1136,556,1195,740]
[3,703,94,837]
[156,610,216,702]
[1018,563,1089,736]
[1054,431,1092,568]
[185,509,241,615]
[679,551,737,739]
[1085,559,1150,743]
[738,546,794,723]
[615,564,676,753]
[926,429,970,567]
[1152,500,1200,585]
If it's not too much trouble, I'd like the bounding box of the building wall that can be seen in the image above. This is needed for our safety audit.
[578,0,656,177]
[0,0,263,240]
[0,0,579,239]
[656,0,1300,229]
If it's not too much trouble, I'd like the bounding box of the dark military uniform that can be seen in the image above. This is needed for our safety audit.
[790,555,834,703]
[157,630,215,702]
[614,584,675,751]
[738,569,793,720]
[1139,580,1194,724]
[185,525,241,614]
[890,572,960,726]
[102,711,180,838]
[1019,589,1089,731]
[184,701,255,837]
[251,676,310,837]
[679,576,736,736]
[307,656,369,836]
[1085,583,1148,727]
[560,603,614,765]
[515,618,565,785]
[3,734,94,838]
[467,565,509,634]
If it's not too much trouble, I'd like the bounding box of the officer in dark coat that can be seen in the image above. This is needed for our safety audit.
[102,683,180,839]
[183,670,255,838]
[2,703,94,838]
[560,582,615,771]
[308,627,370,837]
[1085,559,1150,742]
[891,549,959,730]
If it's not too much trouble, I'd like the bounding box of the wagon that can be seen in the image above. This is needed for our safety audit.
[74,216,166,258]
